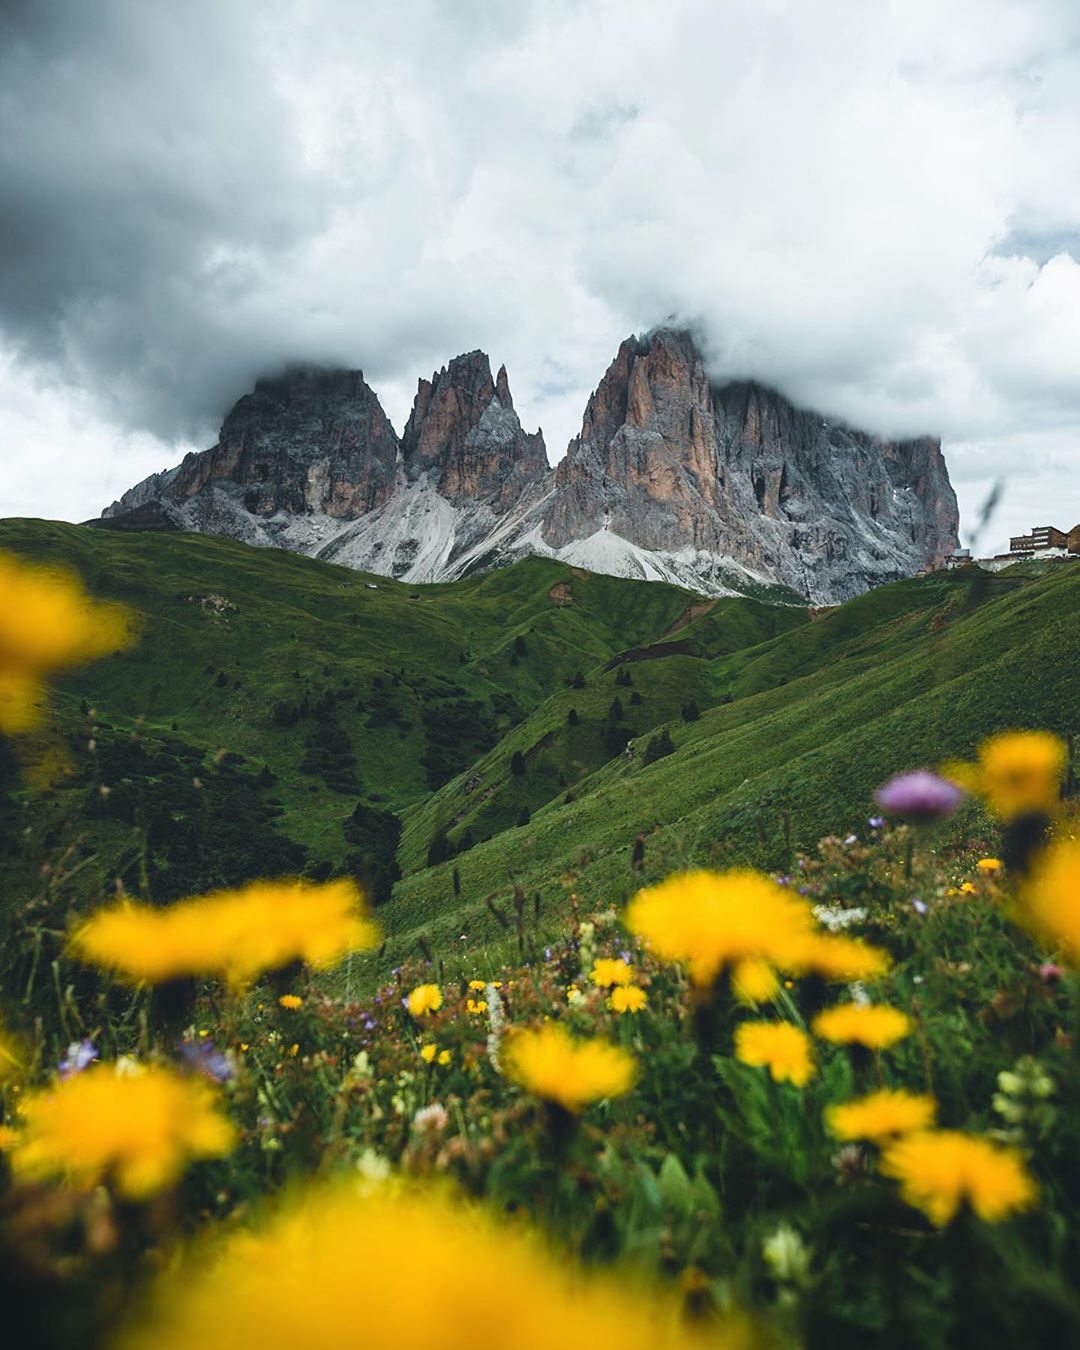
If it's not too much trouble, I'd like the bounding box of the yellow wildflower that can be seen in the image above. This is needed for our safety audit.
[590,958,634,988]
[278,994,303,1010]
[977,731,1066,821]
[626,869,818,988]
[115,1183,753,1350]
[11,1063,233,1199]
[609,986,648,1014]
[466,998,487,1015]
[407,984,443,1017]
[880,1129,1037,1225]
[813,1004,912,1050]
[734,1021,815,1086]
[0,550,132,733]
[437,1050,452,1066]
[503,1025,636,1112]
[0,1124,18,1150]
[826,1089,936,1142]
[785,934,890,981]
[468,980,487,991]
[732,959,779,1004]
[959,881,978,895]
[977,858,1003,873]
[1018,840,1080,963]
[420,1044,437,1064]
[71,878,378,988]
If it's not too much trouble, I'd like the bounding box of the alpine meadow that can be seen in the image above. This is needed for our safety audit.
[4,3,1080,1348]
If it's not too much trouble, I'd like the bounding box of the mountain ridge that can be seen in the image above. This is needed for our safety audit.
[103,328,959,603]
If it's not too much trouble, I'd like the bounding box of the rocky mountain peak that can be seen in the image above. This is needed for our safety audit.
[401,349,549,510]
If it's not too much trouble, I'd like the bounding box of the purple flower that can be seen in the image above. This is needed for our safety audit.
[776,875,791,887]
[363,1016,376,1030]
[868,816,885,830]
[178,1038,233,1083]
[58,1038,98,1079]
[912,898,929,917]
[544,947,552,960]
[875,770,964,822]
[1039,962,1065,983]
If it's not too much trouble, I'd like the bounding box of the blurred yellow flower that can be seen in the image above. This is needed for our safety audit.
[71,878,378,988]
[977,858,1003,873]
[0,1124,18,1150]
[468,979,487,991]
[420,1043,437,1063]
[1018,840,1080,963]
[590,958,634,988]
[813,1004,912,1050]
[0,550,132,733]
[785,934,890,981]
[880,1129,1036,1225]
[609,986,648,1014]
[437,1050,452,1066]
[959,882,978,895]
[11,1063,233,1199]
[734,1021,815,1086]
[503,1025,636,1111]
[278,994,303,1010]
[826,1089,936,1142]
[466,998,487,1015]
[407,984,443,1017]
[977,731,1066,821]
[626,870,818,988]
[732,959,779,1004]
[116,1183,753,1350]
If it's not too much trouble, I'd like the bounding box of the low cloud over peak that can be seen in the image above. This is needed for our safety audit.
[2,0,1079,550]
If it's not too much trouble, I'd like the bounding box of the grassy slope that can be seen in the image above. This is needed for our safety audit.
[0,519,710,880]
[380,563,1080,966]
[6,518,1080,983]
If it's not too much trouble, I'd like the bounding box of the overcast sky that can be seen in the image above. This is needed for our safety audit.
[2,0,1079,554]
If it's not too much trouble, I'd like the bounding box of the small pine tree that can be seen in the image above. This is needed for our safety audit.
[681,700,701,722]
[572,670,586,690]
[615,667,633,687]
[567,708,579,726]
[517,807,531,827]
[452,867,461,897]
[510,750,526,776]
[513,634,527,658]
[609,697,624,721]
[426,829,452,868]
[630,691,642,706]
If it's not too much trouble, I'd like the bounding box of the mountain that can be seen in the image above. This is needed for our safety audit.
[102,329,959,603]
[3,519,1077,977]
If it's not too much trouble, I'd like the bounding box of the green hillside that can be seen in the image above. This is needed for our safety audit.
[3,518,1079,982]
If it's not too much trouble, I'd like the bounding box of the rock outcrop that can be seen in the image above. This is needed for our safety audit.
[102,329,959,602]
[542,330,958,600]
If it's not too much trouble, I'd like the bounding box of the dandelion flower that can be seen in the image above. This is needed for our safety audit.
[609,986,648,1014]
[71,878,377,988]
[785,934,890,981]
[115,1183,753,1350]
[590,958,634,988]
[437,1050,452,1066]
[625,869,818,988]
[977,858,1003,873]
[466,998,487,1014]
[732,959,779,1004]
[813,1004,912,1050]
[977,731,1066,821]
[420,1044,437,1064]
[278,994,303,1010]
[407,984,443,1017]
[11,1062,233,1199]
[826,1090,936,1142]
[0,551,132,733]
[503,1025,636,1112]
[879,1129,1036,1225]
[734,1021,815,1086]
[1018,840,1080,963]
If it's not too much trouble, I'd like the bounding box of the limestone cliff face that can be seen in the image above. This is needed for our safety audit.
[541,330,959,600]
[402,351,550,512]
[103,331,959,602]
[108,367,400,523]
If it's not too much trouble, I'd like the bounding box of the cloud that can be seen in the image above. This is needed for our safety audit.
[1,0,1079,552]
